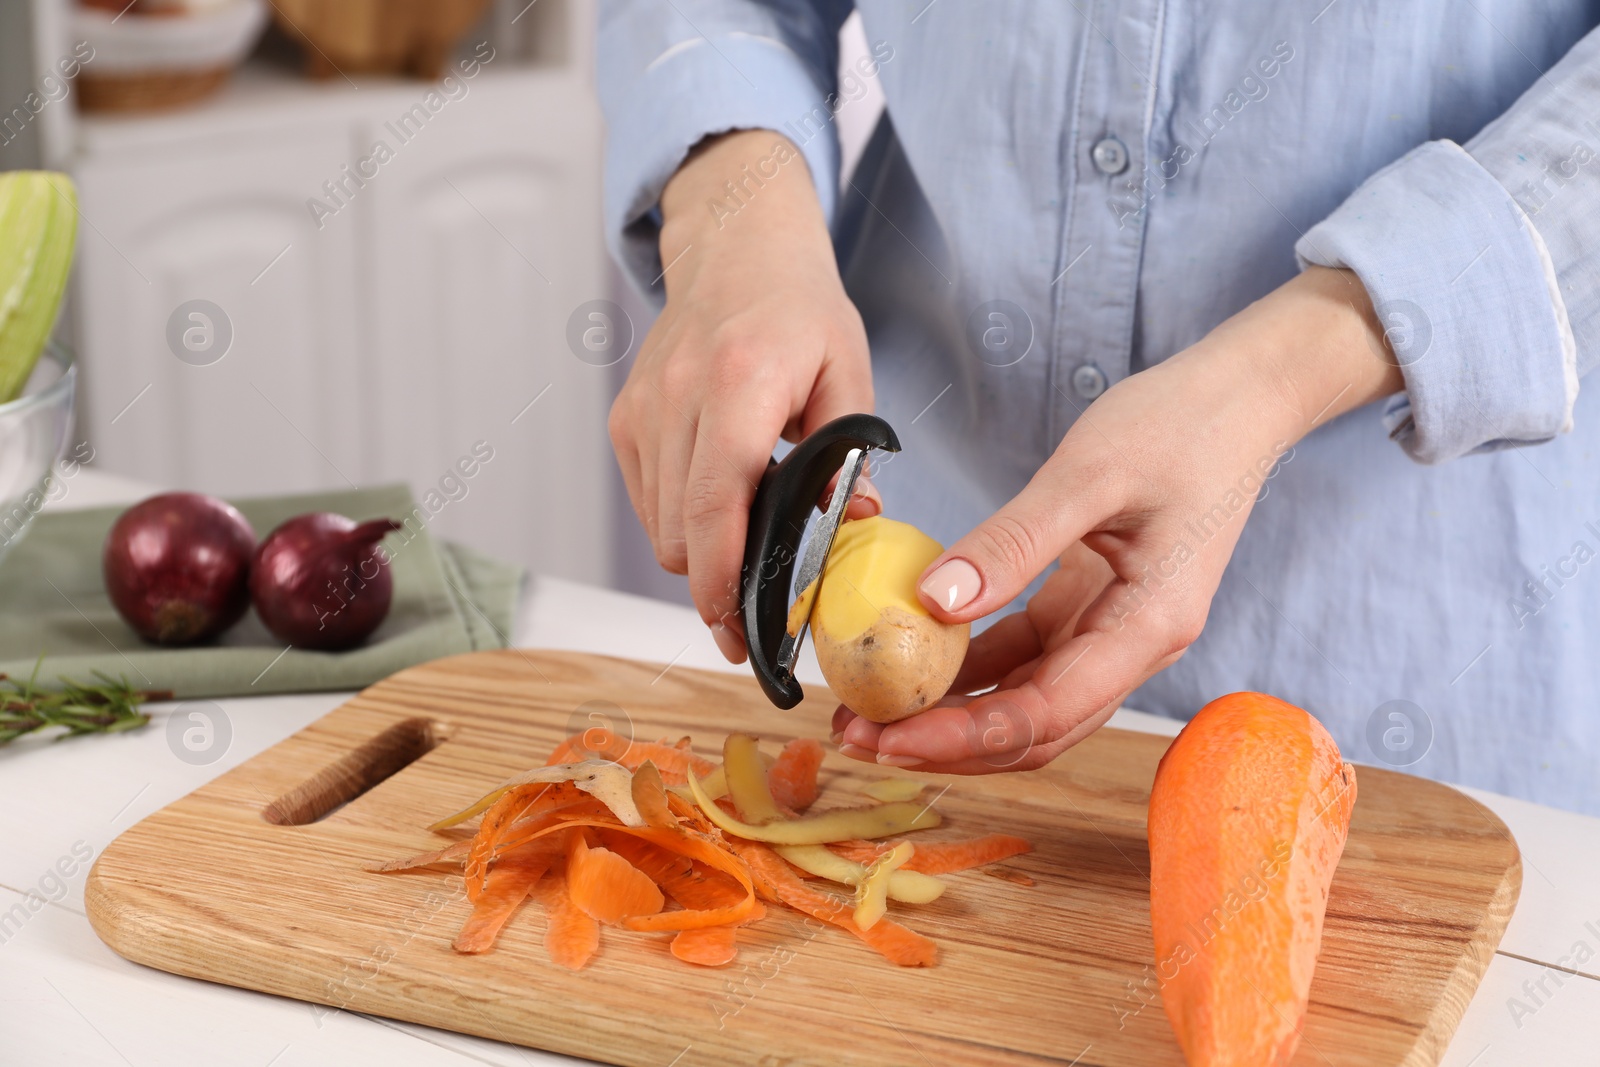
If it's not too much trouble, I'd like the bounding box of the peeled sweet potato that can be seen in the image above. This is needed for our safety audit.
[1148,692,1357,1066]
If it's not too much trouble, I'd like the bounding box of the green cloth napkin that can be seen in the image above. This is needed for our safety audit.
[0,484,525,699]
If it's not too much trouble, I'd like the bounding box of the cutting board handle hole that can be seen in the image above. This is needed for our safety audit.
[262,717,451,826]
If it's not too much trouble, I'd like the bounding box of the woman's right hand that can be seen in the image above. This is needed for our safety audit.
[609,130,878,663]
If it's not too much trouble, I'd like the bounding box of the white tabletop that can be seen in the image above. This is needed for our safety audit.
[4,471,1596,1066]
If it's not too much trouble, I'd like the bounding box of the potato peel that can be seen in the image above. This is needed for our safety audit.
[670,749,775,806]
[855,841,915,930]
[723,733,782,824]
[630,761,678,830]
[786,578,818,638]
[430,759,644,830]
[776,843,945,904]
[686,765,941,844]
[723,733,942,901]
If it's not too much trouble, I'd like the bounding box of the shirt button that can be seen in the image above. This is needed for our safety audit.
[1071,363,1108,399]
[1090,136,1129,176]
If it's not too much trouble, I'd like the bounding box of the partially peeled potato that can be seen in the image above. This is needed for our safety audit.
[790,516,970,723]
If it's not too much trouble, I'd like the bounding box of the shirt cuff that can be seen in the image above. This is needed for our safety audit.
[601,33,842,300]
[1295,140,1578,464]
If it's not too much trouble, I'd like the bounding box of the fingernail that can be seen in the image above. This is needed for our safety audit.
[841,475,882,520]
[851,475,882,510]
[709,621,746,664]
[829,730,844,745]
[838,743,875,762]
[876,753,924,767]
[920,558,982,613]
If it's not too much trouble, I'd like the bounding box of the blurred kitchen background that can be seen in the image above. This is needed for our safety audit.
[0,0,886,605]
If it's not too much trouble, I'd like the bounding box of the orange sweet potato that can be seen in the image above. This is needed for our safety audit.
[1148,692,1357,1067]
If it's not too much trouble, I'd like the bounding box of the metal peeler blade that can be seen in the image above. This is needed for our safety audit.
[776,446,868,676]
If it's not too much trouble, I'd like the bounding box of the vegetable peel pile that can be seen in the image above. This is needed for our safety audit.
[372,729,1033,970]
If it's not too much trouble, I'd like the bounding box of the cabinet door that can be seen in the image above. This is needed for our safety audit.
[72,125,365,498]
[363,71,611,584]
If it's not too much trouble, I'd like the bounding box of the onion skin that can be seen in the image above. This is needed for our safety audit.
[102,493,256,646]
[250,513,402,651]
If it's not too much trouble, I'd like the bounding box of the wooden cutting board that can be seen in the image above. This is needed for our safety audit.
[86,650,1519,1067]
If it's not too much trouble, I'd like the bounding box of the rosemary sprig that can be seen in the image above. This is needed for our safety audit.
[0,657,171,746]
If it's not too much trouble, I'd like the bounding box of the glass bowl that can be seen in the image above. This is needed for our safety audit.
[0,341,77,569]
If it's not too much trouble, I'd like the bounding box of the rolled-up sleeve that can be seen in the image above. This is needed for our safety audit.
[598,0,853,298]
[1295,28,1600,464]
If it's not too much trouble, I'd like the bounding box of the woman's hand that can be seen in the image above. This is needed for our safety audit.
[610,130,878,662]
[832,266,1404,772]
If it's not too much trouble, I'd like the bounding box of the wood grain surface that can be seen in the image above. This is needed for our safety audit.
[85,650,1520,1067]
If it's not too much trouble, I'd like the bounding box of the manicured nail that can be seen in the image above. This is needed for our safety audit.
[920,558,981,613]
[838,743,875,762]
[876,753,924,767]
[710,621,746,664]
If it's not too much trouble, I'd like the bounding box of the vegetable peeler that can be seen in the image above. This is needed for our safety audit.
[742,413,901,709]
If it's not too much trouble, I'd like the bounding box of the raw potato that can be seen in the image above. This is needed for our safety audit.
[794,516,970,723]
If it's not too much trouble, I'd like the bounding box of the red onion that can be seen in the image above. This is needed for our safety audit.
[102,492,256,646]
[250,513,402,650]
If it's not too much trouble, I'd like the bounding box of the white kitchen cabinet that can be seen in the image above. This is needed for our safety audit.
[73,121,365,497]
[55,1,613,585]
[360,73,609,579]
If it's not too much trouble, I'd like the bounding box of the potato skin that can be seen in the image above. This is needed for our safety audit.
[814,605,970,723]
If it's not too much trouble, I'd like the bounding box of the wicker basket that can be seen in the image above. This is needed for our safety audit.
[271,0,492,81]
[71,1,268,114]
[78,66,233,113]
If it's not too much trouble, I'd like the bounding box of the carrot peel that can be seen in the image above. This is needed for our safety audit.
[376,730,1027,972]
[566,830,665,924]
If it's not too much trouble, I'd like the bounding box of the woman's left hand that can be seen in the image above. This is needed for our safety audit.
[832,267,1404,773]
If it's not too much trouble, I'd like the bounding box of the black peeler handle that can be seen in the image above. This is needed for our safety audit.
[741,413,901,709]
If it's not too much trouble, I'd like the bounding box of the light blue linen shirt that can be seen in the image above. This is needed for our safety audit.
[598,1,1600,814]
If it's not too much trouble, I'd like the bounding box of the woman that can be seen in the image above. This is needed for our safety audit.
[598,2,1600,813]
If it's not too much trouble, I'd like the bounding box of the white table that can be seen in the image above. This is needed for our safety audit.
[4,471,1596,1066]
